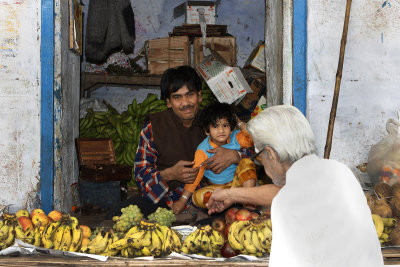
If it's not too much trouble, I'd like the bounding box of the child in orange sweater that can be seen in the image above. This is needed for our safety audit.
[172,103,257,214]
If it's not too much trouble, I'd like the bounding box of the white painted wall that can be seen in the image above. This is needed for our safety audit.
[0,1,41,212]
[83,0,266,109]
[307,0,400,172]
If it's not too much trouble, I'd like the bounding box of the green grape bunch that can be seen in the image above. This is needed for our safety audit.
[147,207,176,227]
[112,204,144,233]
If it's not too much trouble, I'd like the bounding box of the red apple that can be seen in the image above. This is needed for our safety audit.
[235,208,252,221]
[212,217,227,233]
[224,223,231,238]
[17,216,33,232]
[221,241,240,258]
[225,207,239,225]
[47,210,63,222]
[251,212,259,220]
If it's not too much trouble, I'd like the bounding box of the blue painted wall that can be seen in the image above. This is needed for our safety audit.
[293,0,307,115]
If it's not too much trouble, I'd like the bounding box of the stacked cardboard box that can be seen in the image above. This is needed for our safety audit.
[193,36,236,67]
[146,36,190,74]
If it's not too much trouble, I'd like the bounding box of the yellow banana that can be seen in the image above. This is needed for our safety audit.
[138,230,152,248]
[0,224,10,241]
[23,228,35,244]
[33,226,42,247]
[59,224,72,251]
[86,232,109,254]
[69,223,83,252]
[0,220,3,228]
[121,248,129,258]
[251,228,265,253]
[200,230,210,252]
[382,217,396,227]
[154,227,165,244]
[126,230,146,249]
[228,221,247,251]
[209,230,224,250]
[0,225,15,249]
[150,229,162,257]
[266,219,272,229]
[44,221,62,239]
[161,227,173,256]
[15,225,26,240]
[124,225,139,238]
[141,246,151,256]
[372,214,384,238]
[170,229,182,252]
[52,224,66,250]
[109,237,129,251]
[381,232,390,243]
[242,230,257,254]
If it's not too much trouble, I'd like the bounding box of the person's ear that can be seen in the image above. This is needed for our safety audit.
[166,98,172,108]
[198,90,203,103]
[265,147,278,161]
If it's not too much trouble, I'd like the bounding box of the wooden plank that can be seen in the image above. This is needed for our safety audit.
[81,73,162,97]
[0,255,270,266]
[170,24,227,37]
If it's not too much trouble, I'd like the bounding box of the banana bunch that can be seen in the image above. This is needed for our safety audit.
[181,224,224,258]
[372,213,396,246]
[80,229,119,256]
[228,218,272,257]
[0,213,42,249]
[109,220,181,258]
[200,83,217,109]
[79,94,167,186]
[34,215,83,252]
[0,213,19,250]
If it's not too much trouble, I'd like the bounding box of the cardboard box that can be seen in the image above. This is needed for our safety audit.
[244,41,265,73]
[193,36,236,67]
[185,1,216,25]
[196,50,252,105]
[146,36,190,75]
[236,71,266,121]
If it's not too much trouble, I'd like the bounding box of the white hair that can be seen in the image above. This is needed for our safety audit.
[247,105,317,164]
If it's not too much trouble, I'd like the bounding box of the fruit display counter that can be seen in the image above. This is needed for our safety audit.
[1,199,400,265]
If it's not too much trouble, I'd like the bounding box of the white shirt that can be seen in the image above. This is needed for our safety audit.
[269,154,383,267]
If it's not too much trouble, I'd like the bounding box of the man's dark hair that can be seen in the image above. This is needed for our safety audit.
[200,103,237,133]
[160,66,202,100]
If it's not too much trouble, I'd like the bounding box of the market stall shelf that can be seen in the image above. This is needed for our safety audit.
[81,72,162,98]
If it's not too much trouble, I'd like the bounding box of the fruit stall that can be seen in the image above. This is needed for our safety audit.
[2,200,400,266]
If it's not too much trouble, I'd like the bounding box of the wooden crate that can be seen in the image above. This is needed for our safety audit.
[76,138,131,182]
[193,36,237,67]
[146,36,190,74]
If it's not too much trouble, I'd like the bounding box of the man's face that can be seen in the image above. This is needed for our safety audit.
[166,85,202,124]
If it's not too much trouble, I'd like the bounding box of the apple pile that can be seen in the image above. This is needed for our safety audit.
[211,207,260,258]
[16,208,64,232]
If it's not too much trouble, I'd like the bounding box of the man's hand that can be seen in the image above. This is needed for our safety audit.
[160,160,199,183]
[201,147,240,174]
[206,188,234,214]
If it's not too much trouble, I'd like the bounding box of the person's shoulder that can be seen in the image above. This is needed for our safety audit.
[148,109,171,120]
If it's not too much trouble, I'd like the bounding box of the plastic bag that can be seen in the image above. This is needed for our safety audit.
[367,116,400,185]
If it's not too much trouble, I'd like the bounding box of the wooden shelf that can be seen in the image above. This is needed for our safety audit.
[81,72,162,97]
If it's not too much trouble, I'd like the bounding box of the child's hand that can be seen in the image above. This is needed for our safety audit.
[172,198,187,215]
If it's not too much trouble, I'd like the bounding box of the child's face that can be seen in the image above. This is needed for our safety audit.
[207,118,232,146]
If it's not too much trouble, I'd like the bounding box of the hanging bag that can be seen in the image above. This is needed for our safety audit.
[367,112,400,185]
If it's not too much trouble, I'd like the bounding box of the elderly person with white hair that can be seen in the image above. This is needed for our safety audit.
[206,105,383,267]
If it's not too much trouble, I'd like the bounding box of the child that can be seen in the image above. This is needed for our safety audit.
[172,103,257,214]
